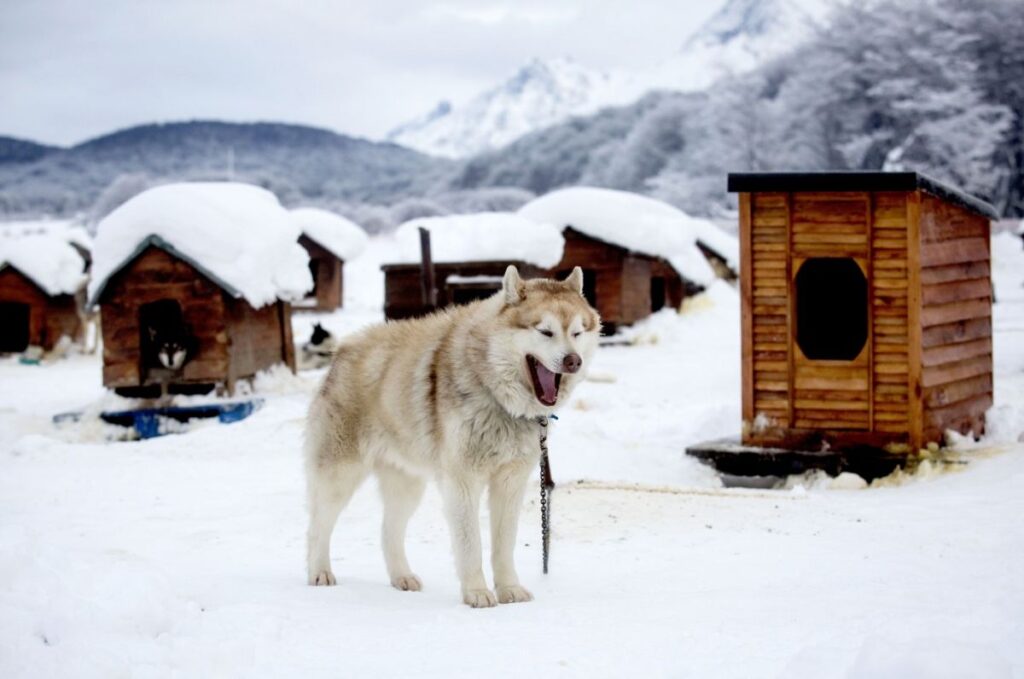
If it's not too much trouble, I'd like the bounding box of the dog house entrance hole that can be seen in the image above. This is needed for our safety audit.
[139,299,186,371]
[0,302,30,352]
[651,277,666,312]
[307,259,321,298]
[795,258,867,361]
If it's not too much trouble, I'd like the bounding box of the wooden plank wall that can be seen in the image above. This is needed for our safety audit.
[917,192,993,444]
[299,236,343,311]
[0,269,82,351]
[99,247,229,388]
[871,193,911,438]
[748,192,791,430]
[789,192,871,431]
[226,298,291,389]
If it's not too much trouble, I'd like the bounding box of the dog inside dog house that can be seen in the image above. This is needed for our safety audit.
[687,172,1000,480]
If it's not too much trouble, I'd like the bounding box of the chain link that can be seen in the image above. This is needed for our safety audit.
[537,416,553,574]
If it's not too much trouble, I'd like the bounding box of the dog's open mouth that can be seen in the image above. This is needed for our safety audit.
[526,355,561,406]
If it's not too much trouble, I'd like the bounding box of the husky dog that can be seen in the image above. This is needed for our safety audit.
[299,323,338,370]
[305,266,600,607]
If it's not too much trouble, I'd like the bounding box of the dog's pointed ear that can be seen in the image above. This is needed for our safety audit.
[502,265,525,305]
[564,266,584,295]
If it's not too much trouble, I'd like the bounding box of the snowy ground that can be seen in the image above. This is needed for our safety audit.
[2,234,1023,678]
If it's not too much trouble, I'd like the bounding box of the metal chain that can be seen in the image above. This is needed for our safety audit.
[537,416,553,574]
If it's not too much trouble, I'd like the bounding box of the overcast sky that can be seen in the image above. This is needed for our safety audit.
[0,0,724,146]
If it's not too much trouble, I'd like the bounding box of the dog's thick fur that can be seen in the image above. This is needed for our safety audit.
[305,266,600,607]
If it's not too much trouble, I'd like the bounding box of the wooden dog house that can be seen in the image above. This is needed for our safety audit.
[89,182,313,397]
[383,192,738,332]
[728,172,998,453]
[0,233,86,353]
[290,208,368,312]
[519,187,737,333]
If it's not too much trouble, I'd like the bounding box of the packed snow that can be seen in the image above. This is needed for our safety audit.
[88,182,312,308]
[290,207,368,262]
[0,230,87,296]
[392,212,564,268]
[2,222,1023,678]
[518,186,738,284]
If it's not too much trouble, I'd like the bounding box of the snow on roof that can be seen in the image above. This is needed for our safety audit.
[392,212,564,268]
[518,187,739,284]
[0,231,86,296]
[0,218,93,253]
[88,182,312,308]
[291,207,368,262]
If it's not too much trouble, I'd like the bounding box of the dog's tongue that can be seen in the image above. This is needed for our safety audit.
[535,361,559,406]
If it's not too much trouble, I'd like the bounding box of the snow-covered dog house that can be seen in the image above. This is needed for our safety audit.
[518,187,739,333]
[382,213,560,320]
[0,232,87,353]
[88,183,312,397]
[290,208,368,311]
[728,172,998,454]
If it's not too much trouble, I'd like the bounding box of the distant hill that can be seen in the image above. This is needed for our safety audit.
[0,121,451,218]
[0,136,58,164]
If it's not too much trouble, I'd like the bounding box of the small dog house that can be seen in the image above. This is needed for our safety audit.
[290,208,368,312]
[519,187,738,333]
[728,172,999,452]
[88,182,313,397]
[0,232,86,352]
[381,213,557,320]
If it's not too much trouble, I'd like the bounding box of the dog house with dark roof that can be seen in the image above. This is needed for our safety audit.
[0,232,87,353]
[728,171,998,453]
[290,208,368,312]
[88,182,313,397]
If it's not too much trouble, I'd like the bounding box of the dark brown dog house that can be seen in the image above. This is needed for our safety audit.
[87,182,315,397]
[729,172,998,453]
[0,235,86,353]
[290,208,368,312]
[90,237,297,397]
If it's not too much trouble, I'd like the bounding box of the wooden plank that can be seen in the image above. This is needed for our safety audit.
[905,190,924,451]
[921,317,992,348]
[740,193,754,429]
[924,393,992,431]
[920,237,989,267]
[923,374,992,409]
[920,299,991,327]
[921,278,991,306]
[919,260,990,286]
[921,354,992,388]
[795,376,869,391]
[794,399,869,411]
[784,192,795,429]
[921,337,992,368]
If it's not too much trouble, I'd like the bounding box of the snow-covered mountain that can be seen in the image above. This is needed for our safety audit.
[388,0,835,158]
[387,57,641,159]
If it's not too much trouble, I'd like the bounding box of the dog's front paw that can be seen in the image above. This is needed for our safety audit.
[391,574,423,592]
[496,584,533,604]
[462,588,498,608]
[309,570,337,586]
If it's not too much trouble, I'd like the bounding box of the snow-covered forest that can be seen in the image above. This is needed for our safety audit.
[1,0,1020,226]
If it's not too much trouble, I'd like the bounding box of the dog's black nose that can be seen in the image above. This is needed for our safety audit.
[563,353,582,373]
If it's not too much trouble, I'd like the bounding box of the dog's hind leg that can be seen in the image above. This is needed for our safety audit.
[439,474,496,608]
[306,460,368,586]
[489,459,535,604]
[377,464,426,592]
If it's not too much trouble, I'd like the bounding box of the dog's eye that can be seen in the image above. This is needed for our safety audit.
[537,328,553,338]
[572,331,582,338]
